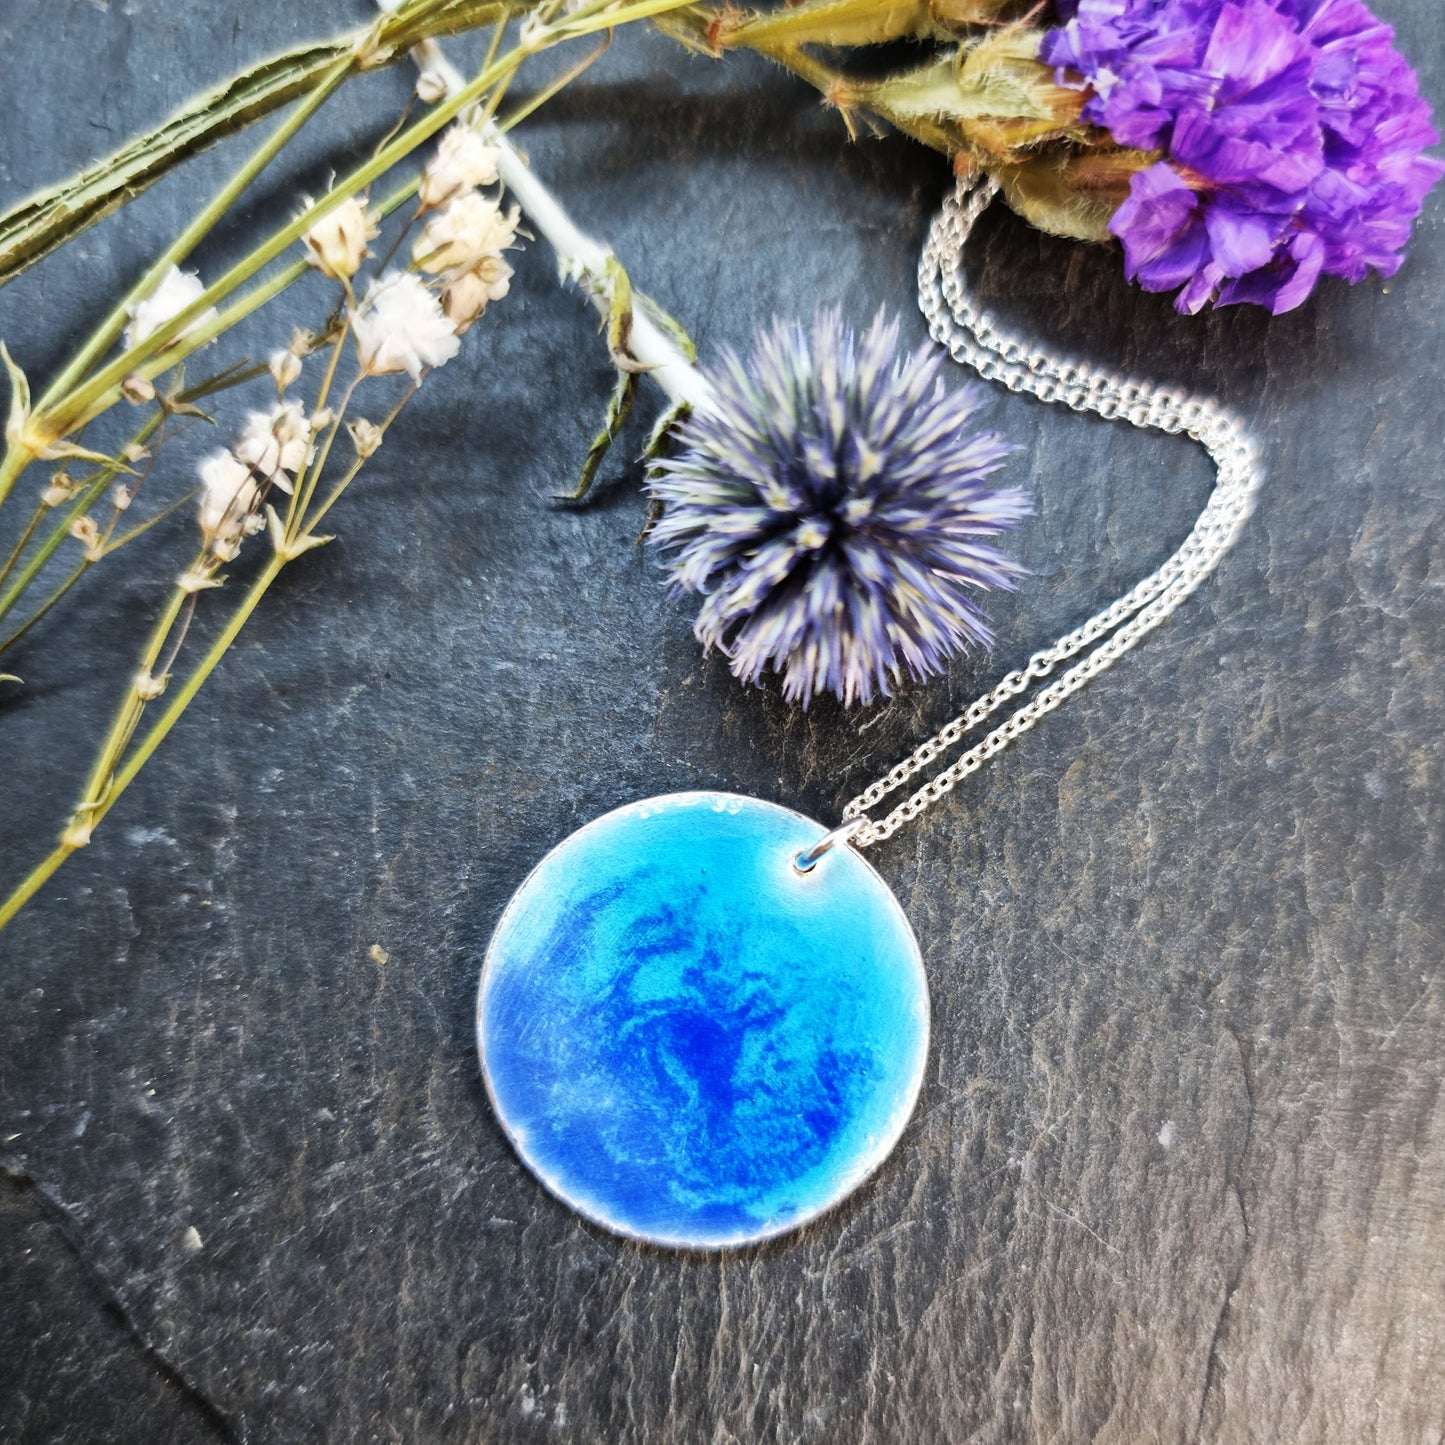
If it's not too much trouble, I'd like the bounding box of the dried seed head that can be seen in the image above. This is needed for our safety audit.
[415,68,449,104]
[122,265,219,352]
[351,270,460,380]
[69,515,99,550]
[197,450,264,559]
[134,670,167,701]
[234,401,312,494]
[649,308,1029,707]
[442,253,513,332]
[111,483,133,512]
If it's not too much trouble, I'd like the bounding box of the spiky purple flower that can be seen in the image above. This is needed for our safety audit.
[647,310,1029,708]
[1043,0,1443,313]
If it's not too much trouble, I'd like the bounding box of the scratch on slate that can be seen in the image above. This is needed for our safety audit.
[1193,1029,1257,1445]
[1,1162,238,1444]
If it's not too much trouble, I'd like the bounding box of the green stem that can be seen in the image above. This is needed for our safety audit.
[0,554,285,933]
[0,502,46,594]
[0,413,163,628]
[33,55,356,422]
[0,562,87,658]
[41,0,689,442]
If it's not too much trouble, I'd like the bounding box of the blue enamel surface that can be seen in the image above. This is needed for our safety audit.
[477,792,929,1248]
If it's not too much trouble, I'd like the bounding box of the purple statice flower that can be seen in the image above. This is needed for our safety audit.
[1043,0,1443,312]
[647,310,1029,708]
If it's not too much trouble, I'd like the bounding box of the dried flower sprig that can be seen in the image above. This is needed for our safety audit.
[409,42,1028,709]
[649,311,1028,707]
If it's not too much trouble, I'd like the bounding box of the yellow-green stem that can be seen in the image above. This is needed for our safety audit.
[0,411,165,627]
[0,554,285,933]
[0,503,46,593]
[40,0,692,443]
[32,56,356,423]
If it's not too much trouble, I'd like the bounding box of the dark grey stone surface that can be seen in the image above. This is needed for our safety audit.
[1,3,1442,1442]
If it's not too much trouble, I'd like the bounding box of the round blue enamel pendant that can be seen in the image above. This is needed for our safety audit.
[477,792,929,1249]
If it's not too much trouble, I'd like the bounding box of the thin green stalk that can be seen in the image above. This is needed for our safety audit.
[65,578,192,846]
[0,562,86,657]
[0,553,285,933]
[0,458,138,629]
[304,383,415,535]
[290,373,360,543]
[284,338,350,541]
[32,56,355,423]
[0,503,46,593]
[38,3,666,442]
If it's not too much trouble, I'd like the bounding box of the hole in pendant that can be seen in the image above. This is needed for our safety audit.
[794,819,864,874]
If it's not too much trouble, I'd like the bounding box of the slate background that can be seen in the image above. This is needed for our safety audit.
[1,2,1442,1442]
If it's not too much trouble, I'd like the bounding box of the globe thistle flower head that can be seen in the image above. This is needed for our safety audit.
[648,309,1029,708]
[1043,0,1444,313]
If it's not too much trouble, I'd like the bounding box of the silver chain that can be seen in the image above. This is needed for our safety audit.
[842,176,1265,848]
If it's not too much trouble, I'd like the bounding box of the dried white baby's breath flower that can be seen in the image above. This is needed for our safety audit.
[349,418,384,459]
[442,253,513,332]
[351,270,460,380]
[234,402,312,494]
[69,515,99,550]
[269,348,303,393]
[197,451,264,560]
[122,266,219,352]
[420,125,500,209]
[412,194,519,278]
[302,195,377,281]
[122,373,156,405]
[40,473,73,508]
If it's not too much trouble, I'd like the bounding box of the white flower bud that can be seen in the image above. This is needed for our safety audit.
[412,194,519,278]
[122,373,156,404]
[111,483,133,512]
[122,266,219,352]
[302,195,377,281]
[351,270,460,381]
[419,125,500,210]
[348,418,384,459]
[69,515,99,550]
[415,69,449,104]
[269,348,303,393]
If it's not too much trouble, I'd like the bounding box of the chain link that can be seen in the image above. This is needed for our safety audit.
[842,177,1265,848]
